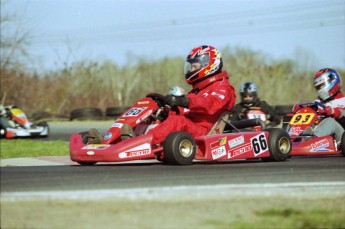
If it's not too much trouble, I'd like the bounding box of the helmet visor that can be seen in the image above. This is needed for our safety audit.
[184,54,210,80]
[314,74,333,90]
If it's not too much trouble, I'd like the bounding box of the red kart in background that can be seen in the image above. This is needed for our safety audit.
[70,87,292,165]
[286,101,345,156]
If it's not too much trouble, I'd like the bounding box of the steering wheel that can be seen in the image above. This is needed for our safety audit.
[298,101,325,113]
[146,93,180,114]
[146,93,164,106]
[313,100,326,109]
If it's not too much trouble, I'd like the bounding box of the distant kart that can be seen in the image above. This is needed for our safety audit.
[286,101,344,156]
[0,106,49,139]
[70,89,292,165]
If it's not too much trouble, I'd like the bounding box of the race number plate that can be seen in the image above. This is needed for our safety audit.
[289,113,315,125]
[247,110,266,121]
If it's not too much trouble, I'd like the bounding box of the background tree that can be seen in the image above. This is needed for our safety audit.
[0,0,31,104]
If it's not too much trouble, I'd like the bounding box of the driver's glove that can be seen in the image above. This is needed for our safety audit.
[324,106,341,118]
[164,95,189,108]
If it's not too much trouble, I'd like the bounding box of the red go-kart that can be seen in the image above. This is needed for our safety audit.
[70,91,292,165]
[286,101,345,156]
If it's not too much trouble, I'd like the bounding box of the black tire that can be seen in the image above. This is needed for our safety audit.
[341,132,345,157]
[163,132,196,165]
[105,107,129,118]
[262,128,291,162]
[70,108,103,121]
[37,121,49,137]
[0,124,6,138]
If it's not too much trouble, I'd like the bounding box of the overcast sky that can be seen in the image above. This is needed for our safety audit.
[2,0,345,72]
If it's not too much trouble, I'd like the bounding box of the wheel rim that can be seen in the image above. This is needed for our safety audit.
[179,139,193,158]
[279,137,291,155]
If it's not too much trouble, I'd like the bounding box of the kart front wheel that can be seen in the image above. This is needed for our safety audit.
[0,124,6,138]
[163,132,196,165]
[37,121,49,137]
[262,128,291,162]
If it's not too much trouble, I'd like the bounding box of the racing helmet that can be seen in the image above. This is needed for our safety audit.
[184,45,223,85]
[314,68,341,101]
[239,82,258,107]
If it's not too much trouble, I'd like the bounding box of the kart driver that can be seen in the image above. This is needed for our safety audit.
[313,68,345,147]
[86,45,236,145]
[293,68,345,148]
[145,45,237,144]
[230,82,281,127]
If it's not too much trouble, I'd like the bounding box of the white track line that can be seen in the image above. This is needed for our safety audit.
[2,182,345,201]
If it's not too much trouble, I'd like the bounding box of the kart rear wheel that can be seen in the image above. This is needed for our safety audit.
[262,128,291,162]
[163,132,196,165]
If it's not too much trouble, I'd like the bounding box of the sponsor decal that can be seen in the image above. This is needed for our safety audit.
[228,143,252,158]
[289,126,301,136]
[111,123,123,128]
[210,137,227,149]
[82,144,110,150]
[104,132,112,140]
[116,118,126,122]
[140,110,153,122]
[123,107,146,117]
[138,101,150,104]
[228,135,244,148]
[119,143,151,158]
[228,133,268,158]
[211,146,226,160]
[310,138,331,152]
[86,151,95,155]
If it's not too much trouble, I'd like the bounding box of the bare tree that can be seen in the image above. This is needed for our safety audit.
[0,0,31,103]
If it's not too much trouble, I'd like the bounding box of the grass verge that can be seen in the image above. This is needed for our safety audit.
[1,195,345,229]
[0,139,69,159]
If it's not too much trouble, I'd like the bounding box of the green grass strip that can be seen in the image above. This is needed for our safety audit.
[0,139,69,159]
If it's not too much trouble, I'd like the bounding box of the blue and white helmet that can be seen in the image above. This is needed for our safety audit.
[314,68,341,101]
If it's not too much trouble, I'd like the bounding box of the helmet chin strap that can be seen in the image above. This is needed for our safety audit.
[192,71,228,90]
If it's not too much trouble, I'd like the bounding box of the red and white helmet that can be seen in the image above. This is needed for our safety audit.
[314,68,341,101]
[184,45,223,85]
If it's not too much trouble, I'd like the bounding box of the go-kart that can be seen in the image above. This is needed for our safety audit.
[70,88,292,165]
[0,106,49,139]
[286,101,345,156]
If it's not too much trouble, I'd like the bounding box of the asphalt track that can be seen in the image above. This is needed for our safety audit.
[1,121,345,200]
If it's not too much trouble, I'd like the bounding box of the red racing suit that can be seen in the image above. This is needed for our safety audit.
[314,91,345,144]
[148,71,236,144]
[318,91,345,126]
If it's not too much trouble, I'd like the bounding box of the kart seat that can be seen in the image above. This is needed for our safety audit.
[207,111,232,135]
